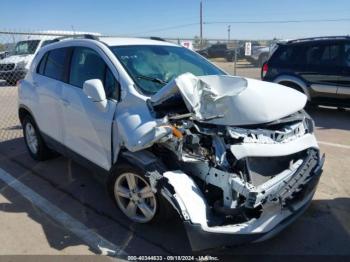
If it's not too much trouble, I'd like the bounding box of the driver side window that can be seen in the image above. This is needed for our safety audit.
[69,47,120,100]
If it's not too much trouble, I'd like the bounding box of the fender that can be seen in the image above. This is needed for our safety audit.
[18,104,36,124]
[272,75,311,101]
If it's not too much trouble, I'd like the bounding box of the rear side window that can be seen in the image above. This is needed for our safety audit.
[305,44,342,66]
[44,48,69,81]
[69,47,120,99]
[270,45,303,66]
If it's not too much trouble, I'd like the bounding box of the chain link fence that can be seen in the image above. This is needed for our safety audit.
[0,30,274,85]
[0,30,270,141]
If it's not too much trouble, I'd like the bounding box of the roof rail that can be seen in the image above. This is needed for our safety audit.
[149,36,166,42]
[287,35,350,44]
[50,34,100,44]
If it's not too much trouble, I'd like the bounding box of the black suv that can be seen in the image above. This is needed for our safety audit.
[262,36,350,107]
[197,43,241,61]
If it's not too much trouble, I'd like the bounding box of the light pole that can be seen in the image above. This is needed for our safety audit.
[227,25,231,43]
[200,1,203,48]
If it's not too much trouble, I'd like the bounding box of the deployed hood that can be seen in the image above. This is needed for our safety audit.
[150,73,307,126]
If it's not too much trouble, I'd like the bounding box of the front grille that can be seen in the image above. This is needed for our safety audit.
[0,63,15,71]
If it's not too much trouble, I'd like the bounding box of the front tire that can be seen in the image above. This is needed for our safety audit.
[22,115,52,161]
[109,163,170,224]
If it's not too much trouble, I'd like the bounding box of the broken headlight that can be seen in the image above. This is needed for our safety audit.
[304,116,315,134]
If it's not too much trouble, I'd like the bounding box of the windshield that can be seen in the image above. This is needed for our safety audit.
[111,45,225,94]
[13,40,40,55]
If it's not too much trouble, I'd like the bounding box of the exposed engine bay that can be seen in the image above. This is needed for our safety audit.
[152,107,319,222]
[116,73,324,250]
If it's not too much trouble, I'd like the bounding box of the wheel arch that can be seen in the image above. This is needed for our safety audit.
[109,150,169,190]
[18,105,36,125]
[273,75,311,101]
[109,150,181,220]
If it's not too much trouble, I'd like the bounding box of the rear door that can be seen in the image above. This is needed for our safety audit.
[300,42,343,98]
[60,46,120,171]
[337,42,350,98]
[33,47,70,143]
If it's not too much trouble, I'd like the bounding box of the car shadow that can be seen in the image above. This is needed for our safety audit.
[0,137,349,256]
[213,197,350,255]
[307,106,350,131]
[0,137,191,256]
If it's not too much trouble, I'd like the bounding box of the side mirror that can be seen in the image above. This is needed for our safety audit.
[83,79,106,102]
[83,79,108,111]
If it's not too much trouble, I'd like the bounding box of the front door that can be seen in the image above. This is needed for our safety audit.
[60,46,119,171]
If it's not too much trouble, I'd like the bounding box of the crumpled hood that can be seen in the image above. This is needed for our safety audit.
[150,73,307,126]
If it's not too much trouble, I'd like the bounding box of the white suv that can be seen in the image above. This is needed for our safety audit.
[18,35,324,250]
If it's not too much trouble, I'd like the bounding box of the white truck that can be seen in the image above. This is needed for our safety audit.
[0,31,100,85]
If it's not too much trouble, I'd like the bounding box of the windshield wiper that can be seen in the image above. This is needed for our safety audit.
[137,75,167,85]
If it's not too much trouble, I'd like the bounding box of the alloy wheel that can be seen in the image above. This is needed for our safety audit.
[25,122,38,154]
[114,172,157,223]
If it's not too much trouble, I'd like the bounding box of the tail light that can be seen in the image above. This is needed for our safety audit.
[261,62,268,79]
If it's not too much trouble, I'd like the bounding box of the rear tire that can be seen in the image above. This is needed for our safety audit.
[22,115,52,161]
[108,162,171,224]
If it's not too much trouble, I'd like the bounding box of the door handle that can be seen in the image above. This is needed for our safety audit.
[61,98,70,106]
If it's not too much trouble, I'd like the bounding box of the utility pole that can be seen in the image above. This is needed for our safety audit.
[227,25,231,42]
[200,1,203,48]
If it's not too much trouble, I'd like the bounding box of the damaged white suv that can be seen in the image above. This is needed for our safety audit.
[18,35,324,250]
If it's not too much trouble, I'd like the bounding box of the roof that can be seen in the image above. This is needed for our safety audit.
[25,31,101,41]
[99,37,178,47]
[285,35,350,45]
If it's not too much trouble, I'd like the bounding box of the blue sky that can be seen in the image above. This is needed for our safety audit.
[1,0,350,39]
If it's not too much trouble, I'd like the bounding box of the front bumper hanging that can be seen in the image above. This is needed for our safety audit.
[164,151,324,251]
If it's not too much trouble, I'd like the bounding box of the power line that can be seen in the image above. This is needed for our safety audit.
[127,17,350,36]
[130,23,199,36]
[204,18,350,24]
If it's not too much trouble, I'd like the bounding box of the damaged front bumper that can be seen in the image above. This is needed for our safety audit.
[162,150,324,251]
[117,74,325,251]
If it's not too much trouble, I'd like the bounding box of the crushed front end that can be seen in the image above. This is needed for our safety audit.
[117,73,325,250]
[153,109,324,250]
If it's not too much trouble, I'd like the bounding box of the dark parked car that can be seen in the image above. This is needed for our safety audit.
[197,43,241,61]
[262,36,350,108]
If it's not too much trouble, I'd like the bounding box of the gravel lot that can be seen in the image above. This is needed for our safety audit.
[0,62,349,258]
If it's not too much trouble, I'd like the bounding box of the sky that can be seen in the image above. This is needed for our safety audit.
[1,0,350,40]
